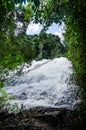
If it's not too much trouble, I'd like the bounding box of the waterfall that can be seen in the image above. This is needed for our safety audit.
[5,57,80,110]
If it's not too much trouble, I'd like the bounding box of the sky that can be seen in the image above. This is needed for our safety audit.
[26,22,65,41]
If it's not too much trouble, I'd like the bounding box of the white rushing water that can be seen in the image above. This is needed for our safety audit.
[5,57,79,110]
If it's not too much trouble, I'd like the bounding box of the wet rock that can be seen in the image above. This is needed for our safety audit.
[16,92,27,100]
[40,91,48,97]
[0,107,84,130]
[34,108,71,127]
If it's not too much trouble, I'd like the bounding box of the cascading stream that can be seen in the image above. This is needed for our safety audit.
[5,57,80,110]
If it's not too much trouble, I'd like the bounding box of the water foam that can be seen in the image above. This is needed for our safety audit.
[5,57,79,110]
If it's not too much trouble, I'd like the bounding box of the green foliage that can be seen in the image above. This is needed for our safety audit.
[0,86,14,113]
[16,32,66,61]
[64,7,86,89]
[38,32,66,59]
[8,103,19,113]
[0,34,24,69]
[0,0,15,34]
